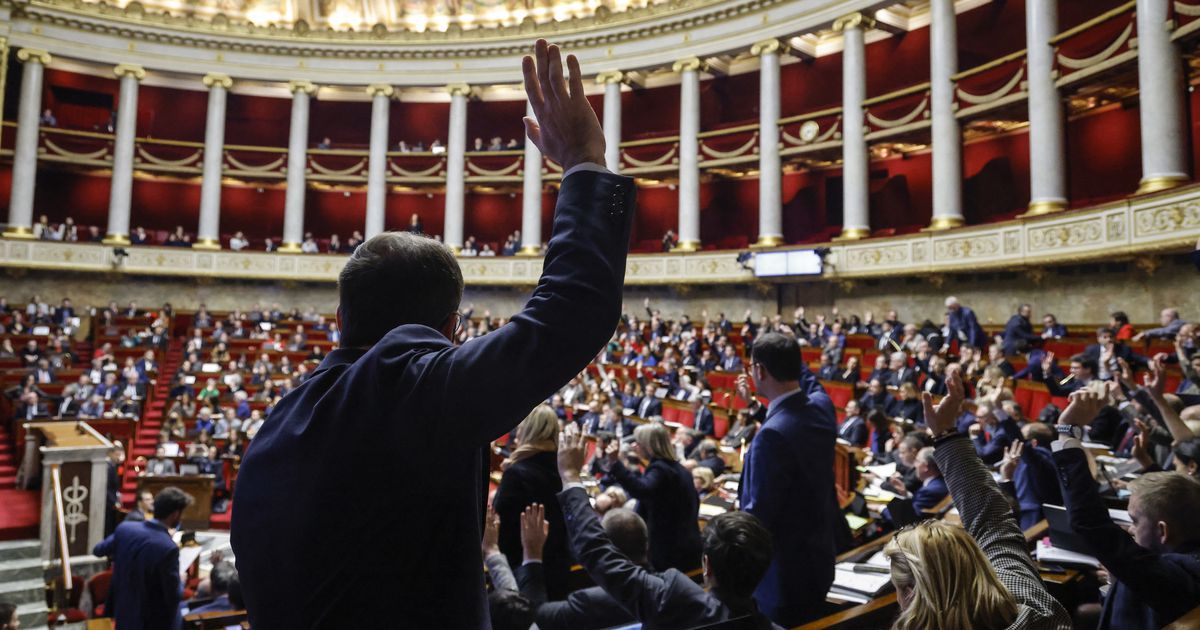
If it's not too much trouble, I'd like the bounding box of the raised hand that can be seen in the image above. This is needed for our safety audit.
[482,506,501,558]
[556,429,586,484]
[922,366,964,435]
[520,503,550,562]
[1143,357,1166,399]
[522,39,606,174]
[1059,385,1111,427]
[999,440,1023,481]
[1130,431,1155,470]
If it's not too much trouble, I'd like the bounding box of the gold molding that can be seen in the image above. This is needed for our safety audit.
[447,83,473,97]
[102,233,131,245]
[113,63,146,80]
[751,234,785,248]
[1021,200,1068,217]
[192,238,221,250]
[833,227,870,240]
[366,83,395,98]
[202,73,233,89]
[833,12,875,33]
[2,226,34,239]
[288,80,318,95]
[751,38,785,57]
[277,242,303,253]
[672,240,701,252]
[672,57,705,73]
[925,216,965,231]
[1136,175,1190,195]
[516,244,542,256]
[595,70,625,85]
[16,48,53,65]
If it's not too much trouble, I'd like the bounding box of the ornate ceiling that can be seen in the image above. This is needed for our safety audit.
[100,0,673,32]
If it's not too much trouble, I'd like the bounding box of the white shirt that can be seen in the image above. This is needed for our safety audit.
[230,237,248,251]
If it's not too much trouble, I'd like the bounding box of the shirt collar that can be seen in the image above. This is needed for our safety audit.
[767,387,805,417]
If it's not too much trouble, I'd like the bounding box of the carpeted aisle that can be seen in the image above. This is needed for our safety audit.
[0,488,41,540]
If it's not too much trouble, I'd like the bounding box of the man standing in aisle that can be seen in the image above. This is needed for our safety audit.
[231,40,635,628]
[740,332,841,626]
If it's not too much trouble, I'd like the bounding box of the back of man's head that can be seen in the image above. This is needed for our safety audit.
[751,333,801,382]
[209,561,236,596]
[1130,471,1200,548]
[602,508,650,566]
[337,232,464,348]
[488,589,534,630]
[152,486,194,520]
[702,511,773,598]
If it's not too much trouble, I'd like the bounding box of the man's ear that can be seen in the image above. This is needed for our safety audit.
[1158,519,1171,547]
[335,306,343,334]
[440,312,459,341]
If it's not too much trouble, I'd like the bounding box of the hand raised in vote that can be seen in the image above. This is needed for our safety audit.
[522,39,606,174]
[520,503,550,563]
[1058,382,1116,427]
[481,506,501,558]
[921,366,964,436]
[557,429,586,484]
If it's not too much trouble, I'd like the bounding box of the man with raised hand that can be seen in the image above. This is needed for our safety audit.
[232,39,635,628]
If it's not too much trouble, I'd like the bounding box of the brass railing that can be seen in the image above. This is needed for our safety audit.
[50,463,73,593]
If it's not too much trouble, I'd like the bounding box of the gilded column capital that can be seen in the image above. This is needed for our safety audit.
[447,83,473,97]
[833,12,875,32]
[17,49,52,65]
[288,80,318,95]
[672,57,704,73]
[367,83,395,98]
[113,63,146,81]
[751,39,786,57]
[595,70,625,85]
[202,73,233,89]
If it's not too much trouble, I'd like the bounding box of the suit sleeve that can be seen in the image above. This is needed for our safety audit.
[933,436,1071,629]
[608,460,663,500]
[93,532,116,558]
[158,546,182,625]
[484,552,519,593]
[514,561,546,606]
[740,428,791,528]
[411,170,635,443]
[556,486,673,622]
[974,422,1016,465]
[1053,447,1200,621]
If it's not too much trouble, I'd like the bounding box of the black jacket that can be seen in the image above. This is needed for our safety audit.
[492,451,573,601]
[610,458,703,573]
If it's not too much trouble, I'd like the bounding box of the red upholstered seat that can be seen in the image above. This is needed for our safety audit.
[821,380,855,411]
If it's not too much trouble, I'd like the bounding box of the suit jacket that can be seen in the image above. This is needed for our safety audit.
[1081,343,1148,370]
[1002,314,1040,355]
[886,366,919,388]
[949,306,987,349]
[1012,443,1062,530]
[838,415,868,447]
[912,476,949,512]
[1053,447,1200,628]
[491,451,573,601]
[740,367,840,627]
[93,519,182,630]
[555,487,780,630]
[230,168,635,629]
[695,406,715,437]
[636,396,662,419]
[974,416,1021,465]
[610,458,702,572]
[523,564,636,630]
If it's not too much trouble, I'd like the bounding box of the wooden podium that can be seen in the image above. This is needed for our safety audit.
[137,475,215,530]
[22,421,114,562]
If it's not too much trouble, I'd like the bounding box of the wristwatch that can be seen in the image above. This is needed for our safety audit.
[1055,424,1084,441]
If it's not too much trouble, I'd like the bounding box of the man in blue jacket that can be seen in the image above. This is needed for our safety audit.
[231,39,635,629]
[1053,385,1200,628]
[93,487,192,630]
[945,296,987,351]
[740,332,841,626]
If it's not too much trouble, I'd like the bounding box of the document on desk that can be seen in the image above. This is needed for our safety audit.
[830,560,892,601]
[1035,539,1100,568]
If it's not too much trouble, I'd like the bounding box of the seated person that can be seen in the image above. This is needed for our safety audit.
[689,440,726,476]
[883,446,948,525]
[837,400,868,447]
[554,431,781,629]
[1052,386,1200,628]
[859,378,897,416]
[886,369,1071,628]
[189,562,242,614]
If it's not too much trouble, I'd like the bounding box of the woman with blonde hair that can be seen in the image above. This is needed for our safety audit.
[886,369,1071,630]
[490,404,572,600]
[605,422,703,572]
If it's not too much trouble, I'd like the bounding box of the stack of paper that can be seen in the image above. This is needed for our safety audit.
[828,556,892,604]
[1035,539,1100,568]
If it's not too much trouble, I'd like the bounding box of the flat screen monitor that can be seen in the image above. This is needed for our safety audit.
[753,250,822,277]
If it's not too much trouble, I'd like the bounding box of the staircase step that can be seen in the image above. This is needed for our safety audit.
[16,601,50,630]
[0,557,44,582]
[0,578,46,605]
[0,540,40,561]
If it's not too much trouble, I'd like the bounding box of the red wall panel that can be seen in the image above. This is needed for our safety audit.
[1067,104,1142,207]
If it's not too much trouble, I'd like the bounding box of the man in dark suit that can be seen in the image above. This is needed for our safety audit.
[554,433,781,629]
[693,396,715,437]
[740,332,841,627]
[1040,352,1097,397]
[885,352,918,388]
[93,487,192,630]
[231,40,635,630]
[718,345,743,372]
[636,382,663,419]
[1082,327,1148,376]
[837,400,868,447]
[973,396,1022,465]
[1052,387,1200,628]
[945,296,987,351]
[693,440,726,476]
[1002,303,1041,356]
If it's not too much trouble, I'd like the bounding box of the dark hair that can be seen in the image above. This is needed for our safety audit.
[0,602,14,628]
[1111,311,1129,326]
[1069,354,1099,376]
[1096,327,1115,337]
[227,572,244,609]
[337,232,464,348]
[209,561,236,595]
[866,409,890,429]
[488,589,534,630]
[601,508,650,564]
[750,333,802,382]
[1175,439,1200,477]
[702,511,773,598]
[153,486,194,519]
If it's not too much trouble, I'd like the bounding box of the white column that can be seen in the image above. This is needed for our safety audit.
[444,84,470,252]
[929,0,964,230]
[674,58,702,252]
[3,49,51,239]
[836,13,871,240]
[597,71,624,173]
[1135,0,1190,194]
[279,80,317,253]
[103,64,145,245]
[365,83,394,238]
[753,40,784,247]
[1024,0,1068,215]
[519,100,543,255]
[194,73,231,250]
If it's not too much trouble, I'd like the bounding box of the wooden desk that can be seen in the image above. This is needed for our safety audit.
[795,592,899,630]
[138,474,214,530]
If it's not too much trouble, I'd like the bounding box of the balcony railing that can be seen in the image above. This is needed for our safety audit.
[1051,1,1138,85]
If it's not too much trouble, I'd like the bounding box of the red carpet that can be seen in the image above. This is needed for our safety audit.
[0,488,41,541]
